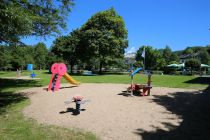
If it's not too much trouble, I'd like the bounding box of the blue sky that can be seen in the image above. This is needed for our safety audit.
[22,0,210,52]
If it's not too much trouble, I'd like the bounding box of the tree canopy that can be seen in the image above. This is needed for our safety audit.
[79,8,128,73]
[0,45,12,70]
[0,0,74,44]
[185,59,201,75]
[34,43,48,70]
[162,46,172,65]
[51,29,80,73]
[136,46,165,70]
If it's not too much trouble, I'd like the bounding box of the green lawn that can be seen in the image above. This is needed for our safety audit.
[73,74,209,89]
[1,70,209,90]
[0,70,209,140]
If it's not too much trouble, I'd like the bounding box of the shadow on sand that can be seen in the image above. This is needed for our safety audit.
[118,90,145,97]
[134,87,210,140]
[43,86,78,91]
[59,108,86,116]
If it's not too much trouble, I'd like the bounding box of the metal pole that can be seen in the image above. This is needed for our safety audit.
[131,75,134,96]
[144,55,145,71]
[143,47,146,72]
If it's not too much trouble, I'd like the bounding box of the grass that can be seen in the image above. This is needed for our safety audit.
[71,73,210,90]
[0,70,209,140]
[1,70,209,89]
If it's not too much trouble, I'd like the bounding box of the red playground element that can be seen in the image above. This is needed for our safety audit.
[127,73,152,96]
[73,95,84,101]
[48,63,67,92]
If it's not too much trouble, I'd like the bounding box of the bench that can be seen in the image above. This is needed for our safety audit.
[82,71,94,76]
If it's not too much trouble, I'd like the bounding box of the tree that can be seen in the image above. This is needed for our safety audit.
[133,61,144,69]
[183,47,194,55]
[9,45,35,70]
[185,59,201,75]
[198,50,210,64]
[45,51,63,71]
[76,30,99,64]
[0,0,74,44]
[23,46,35,67]
[0,45,12,70]
[136,46,164,70]
[33,42,48,70]
[51,29,80,73]
[170,53,179,63]
[206,45,210,55]
[162,46,172,65]
[79,8,128,73]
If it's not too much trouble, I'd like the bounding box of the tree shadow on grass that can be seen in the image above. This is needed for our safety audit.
[134,90,210,140]
[184,76,210,90]
[0,91,27,114]
[0,78,42,90]
[98,72,127,75]
[0,78,42,114]
[0,72,5,75]
[43,71,51,74]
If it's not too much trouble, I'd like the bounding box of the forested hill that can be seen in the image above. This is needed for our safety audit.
[173,45,210,55]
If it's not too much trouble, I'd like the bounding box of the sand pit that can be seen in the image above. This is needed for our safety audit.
[22,84,199,140]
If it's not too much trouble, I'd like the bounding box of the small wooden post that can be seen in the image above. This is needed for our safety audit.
[131,75,134,96]
[147,73,152,96]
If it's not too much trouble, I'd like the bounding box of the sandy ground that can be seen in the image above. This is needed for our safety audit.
[22,84,198,140]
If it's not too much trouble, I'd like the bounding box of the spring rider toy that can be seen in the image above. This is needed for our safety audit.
[64,95,90,115]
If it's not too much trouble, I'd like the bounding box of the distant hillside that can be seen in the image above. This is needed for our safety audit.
[173,45,210,55]
[173,45,210,64]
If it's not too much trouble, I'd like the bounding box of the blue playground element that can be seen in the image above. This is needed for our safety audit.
[130,67,142,76]
[30,72,36,78]
[128,66,135,72]
[27,64,33,71]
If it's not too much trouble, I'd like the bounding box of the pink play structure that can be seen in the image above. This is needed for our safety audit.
[48,63,80,92]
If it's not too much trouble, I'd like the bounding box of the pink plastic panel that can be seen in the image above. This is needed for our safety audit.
[51,63,59,74]
[48,63,68,92]
[57,63,67,76]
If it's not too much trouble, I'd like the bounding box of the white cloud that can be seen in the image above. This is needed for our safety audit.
[124,47,137,58]
[126,46,138,54]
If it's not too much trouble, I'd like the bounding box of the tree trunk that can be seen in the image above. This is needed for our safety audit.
[70,64,74,74]
[191,68,193,75]
[99,60,103,74]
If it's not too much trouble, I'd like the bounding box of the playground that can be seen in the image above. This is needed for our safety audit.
[1,1,210,139]
[1,69,210,140]
[22,83,198,140]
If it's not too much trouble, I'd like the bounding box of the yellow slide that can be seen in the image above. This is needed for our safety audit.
[63,73,80,85]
